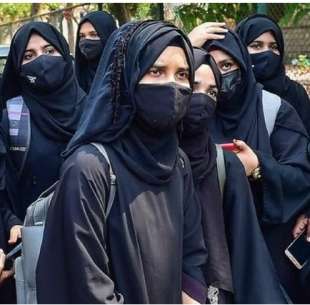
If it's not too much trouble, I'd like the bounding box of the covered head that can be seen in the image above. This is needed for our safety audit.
[235,14,285,84]
[1,21,75,102]
[180,47,221,184]
[75,11,117,92]
[202,29,271,149]
[1,21,85,142]
[65,20,194,155]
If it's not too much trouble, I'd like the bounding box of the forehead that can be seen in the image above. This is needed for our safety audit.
[253,31,276,42]
[26,33,50,49]
[154,46,189,67]
[80,21,96,33]
[209,48,234,63]
[195,64,216,85]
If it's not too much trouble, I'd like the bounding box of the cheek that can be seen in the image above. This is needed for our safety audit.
[272,49,280,56]
[247,47,260,54]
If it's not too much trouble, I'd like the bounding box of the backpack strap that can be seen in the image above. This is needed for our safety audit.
[6,96,31,178]
[262,90,281,136]
[91,143,116,218]
[215,144,226,198]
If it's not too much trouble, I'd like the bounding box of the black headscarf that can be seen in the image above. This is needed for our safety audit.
[1,21,86,142]
[180,48,235,294]
[236,14,310,134]
[181,48,220,184]
[65,20,194,185]
[75,11,117,93]
[203,30,273,153]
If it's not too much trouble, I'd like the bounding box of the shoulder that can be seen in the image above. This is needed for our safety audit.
[61,144,110,179]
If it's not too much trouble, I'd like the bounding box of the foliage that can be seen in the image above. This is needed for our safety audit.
[174,3,256,33]
[291,54,310,68]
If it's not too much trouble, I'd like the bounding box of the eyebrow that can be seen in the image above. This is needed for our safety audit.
[217,58,234,65]
[24,43,52,52]
[151,63,189,70]
[209,84,218,90]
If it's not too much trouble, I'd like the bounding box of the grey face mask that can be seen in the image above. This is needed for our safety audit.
[220,69,242,101]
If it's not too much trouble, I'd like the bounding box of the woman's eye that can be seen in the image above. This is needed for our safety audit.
[23,53,33,60]
[207,89,218,101]
[90,33,99,38]
[271,44,279,51]
[148,68,161,77]
[44,47,55,55]
[208,89,217,98]
[177,71,189,81]
[250,43,261,49]
[221,62,232,71]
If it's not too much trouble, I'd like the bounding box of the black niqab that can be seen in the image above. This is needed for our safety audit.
[203,30,272,153]
[66,20,194,185]
[75,11,117,93]
[181,48,219,184]
[1,21,85,142]
[236,14,310,134]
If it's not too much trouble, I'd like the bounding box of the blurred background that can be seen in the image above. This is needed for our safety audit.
[0,3,309,92]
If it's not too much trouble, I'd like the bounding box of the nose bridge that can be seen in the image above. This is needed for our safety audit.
[37,48,44,57]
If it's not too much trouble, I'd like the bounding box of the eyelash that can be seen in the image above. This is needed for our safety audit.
[249,43,278,50]
[208,89,218,98]
[148,68,189,80]
[23,47,56,60]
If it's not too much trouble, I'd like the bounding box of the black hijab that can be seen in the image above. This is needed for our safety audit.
[1,21,86,142]
[180,48,235,293]
[236,14,310,134]
[203,30,272,154]
[181,48,220,184]
[75,11,117,93]
[65,20,194,185]
[236,14,285,92]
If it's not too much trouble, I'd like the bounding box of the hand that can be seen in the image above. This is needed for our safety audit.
[233,139,259,176]
[188,22,228,48]
[8,225,22,245]
[182,291,200,304]
[0,249,14,286]
[292,214,310,241]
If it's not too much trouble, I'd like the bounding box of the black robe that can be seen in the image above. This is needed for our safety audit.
[37,144,206,303]
[37,21,207,304]
[205,30,310,303]
[74,11,117,94]
[0,21,85,220]
[236,13,310,135]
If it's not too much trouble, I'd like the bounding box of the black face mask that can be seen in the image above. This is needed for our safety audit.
[220,69,242,101]
[250,51,281,80]
[135,83,192,132]
[183,93,216,136]
[20,55,67,92]
[79,39,103,61]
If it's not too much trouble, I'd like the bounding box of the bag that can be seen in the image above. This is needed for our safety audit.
[261,89,281,136]
[6,96,31,178]
[14,142,116,304]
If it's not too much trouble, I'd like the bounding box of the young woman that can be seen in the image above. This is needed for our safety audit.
[75,11,117,93]
[180,47,289,304]
[189,28,310,303]
[0,21,86,222]
[37,21,207,304]
[236,14,310,134]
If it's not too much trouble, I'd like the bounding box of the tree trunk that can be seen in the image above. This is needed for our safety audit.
[65,4,75,54]
[107,3,131,25]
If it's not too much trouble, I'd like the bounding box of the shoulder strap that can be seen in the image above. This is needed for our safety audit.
[262,90,281,136]
[215,144,226,198]
[90,143,116,218]
[6,96,31,178]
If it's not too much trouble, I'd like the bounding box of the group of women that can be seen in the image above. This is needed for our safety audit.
[0,10,309,304]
